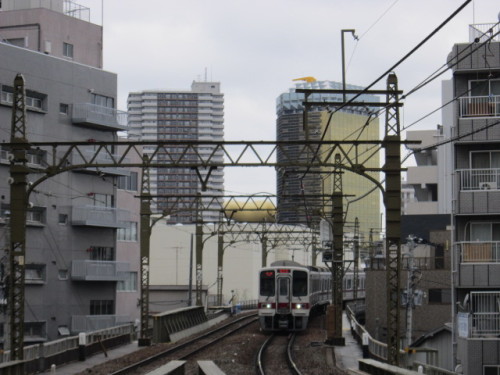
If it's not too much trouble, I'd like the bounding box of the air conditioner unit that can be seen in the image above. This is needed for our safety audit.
[479,182,497,190]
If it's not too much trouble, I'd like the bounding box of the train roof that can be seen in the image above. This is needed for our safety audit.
[269,260,302,267]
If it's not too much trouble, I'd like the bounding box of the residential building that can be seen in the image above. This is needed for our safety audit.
[127,82,225,224]
[0,0,102,68]
[404,127,452,215]
[116,143,141,326]
[0,1,136,345]
[276,80,381,243]
[447,22,500,375]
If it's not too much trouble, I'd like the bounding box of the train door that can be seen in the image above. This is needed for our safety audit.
[276,273,291,315]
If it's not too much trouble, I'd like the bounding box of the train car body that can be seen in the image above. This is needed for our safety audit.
[258,260,331,332]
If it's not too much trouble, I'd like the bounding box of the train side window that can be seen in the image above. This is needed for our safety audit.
[260,271,275,296]
[292,271,308,296]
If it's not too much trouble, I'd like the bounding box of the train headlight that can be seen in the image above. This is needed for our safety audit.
[265,303,272,309]
[296,303,302,309]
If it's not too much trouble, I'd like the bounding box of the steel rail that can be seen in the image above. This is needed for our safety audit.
[109,313,257,375]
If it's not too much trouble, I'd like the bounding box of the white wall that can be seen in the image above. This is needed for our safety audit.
[149,224,313,304]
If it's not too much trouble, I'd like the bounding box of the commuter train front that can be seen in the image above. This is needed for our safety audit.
[258,261,331,331]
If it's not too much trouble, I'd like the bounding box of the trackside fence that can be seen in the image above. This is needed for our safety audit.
[345,306,456,374]
[1,323,135,374]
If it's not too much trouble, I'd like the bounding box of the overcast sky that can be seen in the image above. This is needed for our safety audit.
[79,0,498,195]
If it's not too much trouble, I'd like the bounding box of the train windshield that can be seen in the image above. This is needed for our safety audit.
[292,270,308,297]
[260,270,275,296]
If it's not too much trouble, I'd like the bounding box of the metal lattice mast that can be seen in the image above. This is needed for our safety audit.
[8,74,29,361]
[195,193,204,306]
[383,73,402,365]
[353,217,359,302]
[331,153,345,345]
[217,229,224,306]
[139,155,152,346]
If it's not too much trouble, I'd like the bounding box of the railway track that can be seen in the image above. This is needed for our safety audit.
[108,313,258,375]
[256,332,303,375]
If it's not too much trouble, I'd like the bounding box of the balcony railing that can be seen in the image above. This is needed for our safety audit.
[72,149,130,177]
[469,23,500,43]
[457,241,500,263]
[71,260,129,281]
[458,168,500,191]
[459,292,500,338]
[459,95,500,118]
[72,103,128,131]
[71,205,129,228]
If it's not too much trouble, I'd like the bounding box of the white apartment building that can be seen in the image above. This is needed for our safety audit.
[127,81,224,223]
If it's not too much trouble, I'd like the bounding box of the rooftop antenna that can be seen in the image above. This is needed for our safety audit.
[204,67,207,82]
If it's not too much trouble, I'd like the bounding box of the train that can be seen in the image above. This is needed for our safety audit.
[257,260,365,332]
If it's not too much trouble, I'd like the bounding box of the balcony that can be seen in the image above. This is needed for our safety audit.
[71,315,130,333]
[459,95,500,118]
[72,150,130,177]
[71,260,129,281]
[458,168,500,191]
[457,241,500,263]
[458,291,500,338]
[71,205,129,228]
[72,103,128,131]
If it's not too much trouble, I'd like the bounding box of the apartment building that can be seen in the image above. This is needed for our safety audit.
[447,22,500,374]
[127,82,225,223]
[0,0,137,344]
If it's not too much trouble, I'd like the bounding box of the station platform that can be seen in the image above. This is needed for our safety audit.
[333,313,367,374]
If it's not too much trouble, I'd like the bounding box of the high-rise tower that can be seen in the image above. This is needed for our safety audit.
[276,80,381,242]
[128,81,225,223]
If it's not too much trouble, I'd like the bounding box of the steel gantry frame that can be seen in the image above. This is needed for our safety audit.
[6,73,412,363]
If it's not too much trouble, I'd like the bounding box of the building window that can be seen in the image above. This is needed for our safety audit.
[60,103,69,115]
[117,222,138,242]
[1,86,46,111]
[24,322,46,340]
[91,93,114,108]
[428,289,451,304]
[58,269,69,280]
[58,214,68,225]
[63,42,73,58]
[26,207,45,225]
[5,38,26,47]
[117,172,138,191]
[25,264,46,284]
[90,300,114,315]
[117,272,137,292]
[89,193,114,208]
[88,246,114,261]
[485,366,500,375]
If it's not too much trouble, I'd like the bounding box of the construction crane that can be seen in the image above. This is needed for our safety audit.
[293,76,317,83]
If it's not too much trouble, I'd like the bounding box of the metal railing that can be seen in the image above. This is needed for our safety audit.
[457,241,500,263]
[459,95,500,118]
[72,103,128,130]
[71,205,129,228]
[71,260,129,281]
[0,323,134,363]
[469,23,500,43]
[458,168,500,191]
[346,306,455,374]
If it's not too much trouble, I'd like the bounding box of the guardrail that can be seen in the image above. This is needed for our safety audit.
[345,306,455,374]
[459,95,500,118]
[1,323,135,366]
